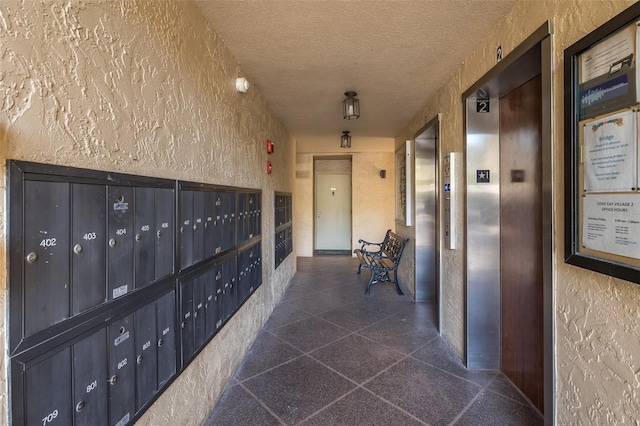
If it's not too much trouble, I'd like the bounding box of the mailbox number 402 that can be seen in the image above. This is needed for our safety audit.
[39,238,57,248]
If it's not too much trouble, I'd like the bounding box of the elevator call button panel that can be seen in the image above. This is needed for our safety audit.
[443,153,459,250]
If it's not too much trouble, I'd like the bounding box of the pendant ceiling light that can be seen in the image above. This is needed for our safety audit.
[340,131,351,148]
[343,91,360,120]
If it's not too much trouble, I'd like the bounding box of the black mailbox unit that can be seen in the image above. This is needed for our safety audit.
[7,161,264,426]
[175,182,262,369]
[274,192,293,268]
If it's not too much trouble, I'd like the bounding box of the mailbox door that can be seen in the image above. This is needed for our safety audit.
[108,314,135,426]
[154,188,174,280]
[135,301,158,410]
[204,268,217,339]
[25,348,72,426]
[219,192,229,252]
[134,187,155,289]
[192,191,205,265]
[213,193,223,255]
[223,257,238,321]
[236,192,245,243]
[193,275,206,351]
[179,191,194,269]
[23,180,70,336]
[214,266,224,330]
[180,279,194,363]
[156,290,176,388]
[237,251,245,304]
[71,183,107,315]
[107,186,134,300]
[257,193,262,236]
[73,328,108,426]
[203,191,216,258]
[247,193,256,239]
[227,192,237,249]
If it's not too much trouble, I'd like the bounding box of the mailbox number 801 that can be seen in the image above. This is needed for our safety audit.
[42,409,58,425]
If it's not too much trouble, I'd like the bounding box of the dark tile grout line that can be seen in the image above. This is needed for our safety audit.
[446,371,501,426]
[236,381,288,426]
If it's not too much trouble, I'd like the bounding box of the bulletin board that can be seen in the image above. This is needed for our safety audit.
[564,2,640,284]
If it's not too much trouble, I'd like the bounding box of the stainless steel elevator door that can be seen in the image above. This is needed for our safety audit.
[415,136,437,302]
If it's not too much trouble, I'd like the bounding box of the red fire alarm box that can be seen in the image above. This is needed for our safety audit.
[266,140,274,154]
[266,160,272,174]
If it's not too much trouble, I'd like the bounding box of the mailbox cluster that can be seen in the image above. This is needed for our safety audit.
[274,192,293,268]
[8,161,263,426]
[19,289,177,426]
[179,241,262,364]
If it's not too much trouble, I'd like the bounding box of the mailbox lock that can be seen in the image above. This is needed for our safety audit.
[109,238,116,247]
[135,234,141,241]
[119,326,126,334]
[180,226,184,234]
[158,338,164,347]
[157,230,162,238]
[26,252,38,263]
[109,375,118,385]
[137,355,143,364]
[74,244,83,254]
[193,223,197,231]
[75,401,85,412]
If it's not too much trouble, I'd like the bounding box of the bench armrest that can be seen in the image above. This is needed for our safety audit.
[356,239,383,252]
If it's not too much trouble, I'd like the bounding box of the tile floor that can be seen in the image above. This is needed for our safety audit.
[206,256,543,425]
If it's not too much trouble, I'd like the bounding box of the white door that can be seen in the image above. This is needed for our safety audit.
[315,173,351,250]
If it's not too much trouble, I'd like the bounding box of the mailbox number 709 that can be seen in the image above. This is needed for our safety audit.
[42,410,58,426]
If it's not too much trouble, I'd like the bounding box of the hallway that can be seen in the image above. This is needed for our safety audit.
[206,257,543,425]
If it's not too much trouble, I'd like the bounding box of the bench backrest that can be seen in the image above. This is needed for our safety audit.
[381,230,408,262]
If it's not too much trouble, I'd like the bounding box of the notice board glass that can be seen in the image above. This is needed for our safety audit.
[564,2,640,284]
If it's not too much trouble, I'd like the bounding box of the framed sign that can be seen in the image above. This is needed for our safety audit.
[395,140,413,226]
[564,2,640,284]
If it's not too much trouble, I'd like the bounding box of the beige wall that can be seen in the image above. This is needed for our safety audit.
[294,151,394,257]
[0,0,295,424]
[396,0,640,423]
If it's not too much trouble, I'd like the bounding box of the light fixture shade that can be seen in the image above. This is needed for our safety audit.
[340,131,351,148]
[343,91,360,120]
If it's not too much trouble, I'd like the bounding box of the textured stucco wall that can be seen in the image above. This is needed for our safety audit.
[396,0,640,423]
[0,0,295,424]
[294,151,394,257]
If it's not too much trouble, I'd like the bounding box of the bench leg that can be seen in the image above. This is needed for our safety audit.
[365,271,375,296]
[392,271,404,295]
[357,263,362,274]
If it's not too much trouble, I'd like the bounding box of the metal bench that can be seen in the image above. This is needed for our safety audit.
[354,229,409,296]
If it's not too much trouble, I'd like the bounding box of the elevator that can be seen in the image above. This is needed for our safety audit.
[414,117,439,306]
[463,23,553,420]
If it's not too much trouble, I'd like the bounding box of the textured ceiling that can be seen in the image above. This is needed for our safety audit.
[195,0,517,149]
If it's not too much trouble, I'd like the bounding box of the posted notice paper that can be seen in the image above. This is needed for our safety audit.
[583,110,637,192]
[583,193,640,259]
